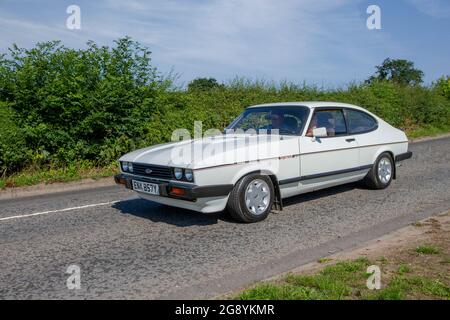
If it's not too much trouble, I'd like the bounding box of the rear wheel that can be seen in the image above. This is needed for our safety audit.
[227,174,274,223]
[364,152,394,189]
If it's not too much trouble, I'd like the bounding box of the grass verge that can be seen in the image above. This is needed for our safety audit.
[415,245,440,255]
[235,258,449,300]
[406,124,450,139]
[233,214,450,300]
[0,163,118,189]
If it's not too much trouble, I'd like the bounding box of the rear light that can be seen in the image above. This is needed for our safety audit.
[170,187,186,196]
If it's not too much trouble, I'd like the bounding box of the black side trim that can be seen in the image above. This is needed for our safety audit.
[278,164,372,185]
[395,151,412,162]
[278,176,303,185]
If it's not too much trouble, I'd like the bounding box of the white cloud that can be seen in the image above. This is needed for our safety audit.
[0,0,402,85]
[98,0,388,84]
[403,0,450,18]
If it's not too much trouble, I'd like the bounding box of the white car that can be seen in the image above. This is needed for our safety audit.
[115,102,412,222]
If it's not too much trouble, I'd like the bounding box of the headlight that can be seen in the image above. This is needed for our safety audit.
[121,162,133,172]
[184,169,193,182]
[174,168,183,180]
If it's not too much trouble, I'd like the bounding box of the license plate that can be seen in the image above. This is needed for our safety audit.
[132,180,159,195]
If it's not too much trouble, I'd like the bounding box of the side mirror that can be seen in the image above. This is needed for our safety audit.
[312,127,327,138]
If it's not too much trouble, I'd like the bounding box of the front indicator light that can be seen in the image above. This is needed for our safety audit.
[170,187,186,196]
[115,175,127,185]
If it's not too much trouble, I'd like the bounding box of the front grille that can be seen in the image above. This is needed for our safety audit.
[132,163,173,180]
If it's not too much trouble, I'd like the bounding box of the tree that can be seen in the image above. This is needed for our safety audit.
[367,58,424,86]
[188,77,222,91]
[432,76,450,99]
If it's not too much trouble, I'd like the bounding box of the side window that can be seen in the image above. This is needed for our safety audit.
[346,109,378,134]
[306,109,347,137]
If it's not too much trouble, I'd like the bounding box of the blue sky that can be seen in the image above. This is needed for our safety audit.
[1,0,449,87]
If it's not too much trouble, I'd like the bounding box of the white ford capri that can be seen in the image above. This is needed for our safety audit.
[115,102,412,222]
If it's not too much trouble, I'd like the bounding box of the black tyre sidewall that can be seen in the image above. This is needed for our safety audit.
[373,153,394,188]
[237,174,274,222]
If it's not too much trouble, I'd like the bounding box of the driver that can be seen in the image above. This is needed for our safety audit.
[260,110,297,134]
[270,111,285,131]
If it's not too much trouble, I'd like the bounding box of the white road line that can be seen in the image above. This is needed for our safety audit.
[0,201,119,222]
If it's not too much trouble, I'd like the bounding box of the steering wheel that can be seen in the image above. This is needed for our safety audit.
[278,128,295,135]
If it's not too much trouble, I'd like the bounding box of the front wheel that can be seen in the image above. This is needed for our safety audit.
[227,174,274,223]
[364,152,394,189]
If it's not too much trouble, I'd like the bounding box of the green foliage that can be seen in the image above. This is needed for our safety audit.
[397,264,411,274]
[433,76,450,99]
[415,245,440,255]
[236,258,369,300]
[367,58,424,86]
[0,102,30,174]
[187,77,223,91]
[317,257,333,264]
[236,257,450,300]
[0,161,117,189]
[370,275,450,300]
[0,37,161,172]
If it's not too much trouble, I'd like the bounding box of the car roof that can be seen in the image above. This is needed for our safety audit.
[246,101,367,111]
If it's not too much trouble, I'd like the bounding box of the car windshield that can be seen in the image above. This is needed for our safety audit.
[225,106,310,136]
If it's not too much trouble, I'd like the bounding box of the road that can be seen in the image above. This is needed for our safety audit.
[1,136,449,299]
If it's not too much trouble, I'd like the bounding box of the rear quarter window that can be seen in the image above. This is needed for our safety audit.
[346,109,378,134]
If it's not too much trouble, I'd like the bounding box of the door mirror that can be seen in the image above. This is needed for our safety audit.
[312,127,327,138]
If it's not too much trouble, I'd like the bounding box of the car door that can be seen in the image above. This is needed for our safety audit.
[299,108,359,190]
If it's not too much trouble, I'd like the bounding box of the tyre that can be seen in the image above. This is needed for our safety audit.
[227,174,275,223]
[364,152,394,189]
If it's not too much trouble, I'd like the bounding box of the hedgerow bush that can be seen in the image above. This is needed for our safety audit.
[0,102,30,173]
[0,39,449,176]
[0,37,165,173]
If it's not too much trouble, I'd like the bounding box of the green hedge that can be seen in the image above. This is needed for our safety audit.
[149,79,450,139]
[0,39,449,176]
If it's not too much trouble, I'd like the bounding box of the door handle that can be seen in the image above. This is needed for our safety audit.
[346,138,355,142]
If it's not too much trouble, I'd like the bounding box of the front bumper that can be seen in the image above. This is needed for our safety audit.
[114,173,233,201]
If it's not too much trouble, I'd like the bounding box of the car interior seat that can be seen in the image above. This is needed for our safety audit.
[283,116,299,133]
